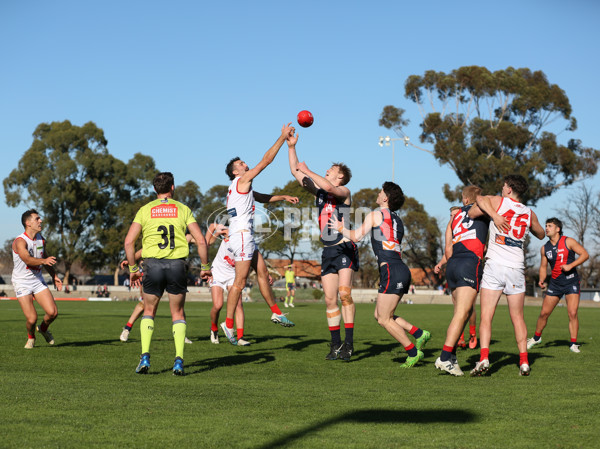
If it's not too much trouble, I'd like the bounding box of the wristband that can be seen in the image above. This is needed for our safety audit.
[201,263,211,271]
[129,264,139,273]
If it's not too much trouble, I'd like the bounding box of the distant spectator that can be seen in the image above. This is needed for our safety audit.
[124,278,131,291]
[0,290,7,297]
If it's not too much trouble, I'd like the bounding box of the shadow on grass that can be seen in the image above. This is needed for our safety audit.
[543,339,579,348]
[350,341,398,362]
[183,352,276,375]
[256,408,477,449]
[55,339,119,347]
[467,350,554,376]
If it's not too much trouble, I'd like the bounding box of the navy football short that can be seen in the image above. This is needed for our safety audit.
[142,258,188,297]
[546,277,580,299]
[446,255,483,291]
[378,262,411,295]
[321,241,359,276]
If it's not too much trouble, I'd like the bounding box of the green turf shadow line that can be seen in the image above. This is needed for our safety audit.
[257,409,477,449]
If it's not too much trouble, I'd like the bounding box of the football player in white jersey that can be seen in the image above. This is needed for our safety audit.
[12,209,63,349]
[220,123,297,343]
[205,223,248,345]
[468,175,545,376]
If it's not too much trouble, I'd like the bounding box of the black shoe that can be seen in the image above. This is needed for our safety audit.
[325,343,343,360]
[339,342,354,361]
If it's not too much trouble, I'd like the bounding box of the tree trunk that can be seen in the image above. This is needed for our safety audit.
[114,265,120,286]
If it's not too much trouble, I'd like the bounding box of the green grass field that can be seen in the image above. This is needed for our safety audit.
[1,300,599,448]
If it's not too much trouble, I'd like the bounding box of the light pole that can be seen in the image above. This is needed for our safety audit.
[378,136,409,182]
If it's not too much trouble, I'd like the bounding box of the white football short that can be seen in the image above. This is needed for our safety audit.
[228,230,255,262]
[209,262,235,290]
[12,276,49,297]
[480,259,526,295]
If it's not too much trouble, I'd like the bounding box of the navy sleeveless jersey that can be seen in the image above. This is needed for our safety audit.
[371,208,403,264]
[316,189,351,247]
[544,236,578,280]
[450,204,489,259]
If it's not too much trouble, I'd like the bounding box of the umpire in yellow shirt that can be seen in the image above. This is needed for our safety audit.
[124,172,210,376]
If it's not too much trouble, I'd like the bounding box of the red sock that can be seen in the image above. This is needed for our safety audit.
[270,305,282,315]
[28,333,35,339]
[225,318,234,329]
[237,328,244,339]
[535,331,542,338]
[211,322,218,332]
[126,322,134,328]
[39,322,49,332]
[571,337,577,343]
[404,343,415,351]
[460,331,465,341]
[480,348,489,361]
[469,325,476,335]
[519,352,529,366]
[409,325,418,335]
[345,323,354,329]
[443,345,454,353]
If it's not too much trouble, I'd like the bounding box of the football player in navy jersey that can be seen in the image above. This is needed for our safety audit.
[527,218,589,353]
[329,182,430,368]
[287,131,358,361]
[433,186,489,376]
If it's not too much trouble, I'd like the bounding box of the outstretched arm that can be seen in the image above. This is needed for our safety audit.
[287,131,319,195]
[237,123,295,192]
[329,210,379,242]
[297,161,350,202]
[253,191,299,204]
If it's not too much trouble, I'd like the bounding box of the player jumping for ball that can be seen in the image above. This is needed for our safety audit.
[220,123,297,344]
[527,217,589,353]
[287,130,358,361]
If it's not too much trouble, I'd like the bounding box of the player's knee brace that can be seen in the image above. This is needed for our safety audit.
[326,307,341,328]
[339,286,353,306]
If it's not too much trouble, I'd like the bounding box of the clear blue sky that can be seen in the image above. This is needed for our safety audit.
[1,0,599,248]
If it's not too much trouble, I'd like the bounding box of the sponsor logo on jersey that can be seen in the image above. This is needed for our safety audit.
[382,241,400,251]
[342,257,347,264]
[566,274,575,279]
[227,208,237,217]
[546,251,553,259]
[573,285,577,291]
[453,229,476,244]
[396,282,403,290]
[463,277,475,284]
[151,204,178,219]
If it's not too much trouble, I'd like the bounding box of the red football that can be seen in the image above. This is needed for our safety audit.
[297,110,314,128]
